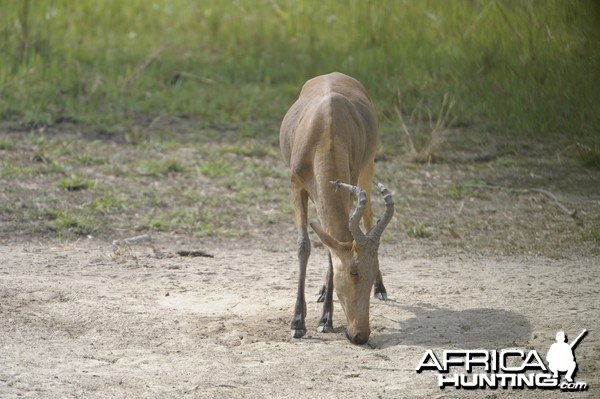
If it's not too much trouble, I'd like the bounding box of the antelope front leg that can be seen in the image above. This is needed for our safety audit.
[317,253,334,333]
[291,186,309,339]
[291,228,310,338]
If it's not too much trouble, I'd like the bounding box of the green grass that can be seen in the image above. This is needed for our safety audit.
[89,194,126,214]
[140,209,222,237]
[0,138,16,150]
[45,209,98,236]
[199,158,237,179]
[1,0,599,139]
[448,184,465,200]
[407,223,433,239]
[75,153,108,166]
[135,158,185,177]
[580,228,600,243]
[447,184,488,201]
[57,175,94,191]
[0,161,23,178]
[495,157,517,168]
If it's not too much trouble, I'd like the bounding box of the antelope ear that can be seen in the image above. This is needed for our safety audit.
[310,222,353,253]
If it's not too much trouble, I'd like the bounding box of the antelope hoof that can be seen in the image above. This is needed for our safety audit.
[291,329,306,339]
[316,285,326,303]
[317,316,333,333]
[317,324,334,333]
[374,292,388,301]
[291,315,306,339]
[374,283,388,301]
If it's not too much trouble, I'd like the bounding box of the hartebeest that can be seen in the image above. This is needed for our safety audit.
[279,72,394,345]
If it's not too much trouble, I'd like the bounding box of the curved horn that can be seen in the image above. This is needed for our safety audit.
[329,180,369,247]
[367,182,394,241]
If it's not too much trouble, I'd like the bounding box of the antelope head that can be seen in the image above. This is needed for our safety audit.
[310,180,394,344]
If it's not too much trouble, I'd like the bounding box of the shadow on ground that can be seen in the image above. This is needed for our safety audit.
[371,303,532,350]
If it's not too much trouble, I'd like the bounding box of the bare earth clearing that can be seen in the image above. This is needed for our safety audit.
[0,234,598,398]
[0,128,599,398]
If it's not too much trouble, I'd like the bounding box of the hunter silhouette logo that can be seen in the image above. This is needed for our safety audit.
[416,329,589,391]
[546,329,587,383]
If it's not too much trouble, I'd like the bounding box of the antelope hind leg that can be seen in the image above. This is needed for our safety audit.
[374,269,387,300]
[316,263,328,302]
[316,285,326,303]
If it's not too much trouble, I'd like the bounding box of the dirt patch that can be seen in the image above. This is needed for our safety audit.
[0,236,598,398]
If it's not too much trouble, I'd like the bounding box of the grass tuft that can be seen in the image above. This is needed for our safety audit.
[580,228,600,243]
[136,158,185,177]
[57,176,94,191]
[575,143,600,169]
[90,194,126,214]
[199,159,237,179]
[448,185,465,200]
[0,138,16,151]
[398,93,455,163]
[407,223,433,239]
[45,209,98,236]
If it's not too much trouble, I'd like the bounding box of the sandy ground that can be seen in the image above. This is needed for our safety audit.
[0,234,598,398]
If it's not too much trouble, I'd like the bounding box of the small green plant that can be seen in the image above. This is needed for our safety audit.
[0,138,16,151]
[139,207,223,237]
[199,159,237,179]
[580,228,600,243]
[407,223,433,239]
[45,209,98,236]
[57,176,94,191]
[90,194,126,214]
[136,158,184,177]
[75,153,108,166]
[33,157,65,175]
[0,161,24,178]
[448,184,465,200]
[495,157,517,168]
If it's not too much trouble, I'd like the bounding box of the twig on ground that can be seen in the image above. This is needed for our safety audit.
[462,184,578,219]
[177,250,214,258]
[420,180,581,222]
[526,188,577,218]
[112,234,152,246]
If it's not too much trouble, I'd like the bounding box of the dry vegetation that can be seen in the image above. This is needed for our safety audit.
[1,123,598,259]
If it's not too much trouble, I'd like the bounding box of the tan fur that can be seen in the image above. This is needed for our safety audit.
[280,72,384,344]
